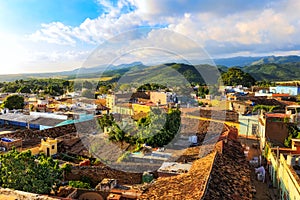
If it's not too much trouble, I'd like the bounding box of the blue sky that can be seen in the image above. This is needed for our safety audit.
[0,0,101,32]
[0,0,300,74]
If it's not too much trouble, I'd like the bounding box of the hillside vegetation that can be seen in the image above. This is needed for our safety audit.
[243,62,300,81]
[0,61,299,90]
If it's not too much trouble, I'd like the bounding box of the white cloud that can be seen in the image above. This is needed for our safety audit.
[0,33,30,74]
[24,0,300,66]
[29,0,144,45]
[29,22,76,45]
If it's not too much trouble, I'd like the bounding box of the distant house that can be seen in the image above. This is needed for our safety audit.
[96,179,117,192]
[258,113,290,150]
[95,104,110,115]
[106,92,151,115]
[106,92,150,110]
[228,101,252,115]
[0,113,66,130]
[228,96,287,114]
[0,137,22,151]
[270,85,300,96]
[113,104,134,115]
[36,99,48,112]
[132,103,152,115]
[238,114,259,137]
[150,92,177,105]
[40,138,58,157]
[286,105,300,128]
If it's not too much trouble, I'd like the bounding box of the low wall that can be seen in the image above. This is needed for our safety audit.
[66,166,143,186]
[0,188,59,200]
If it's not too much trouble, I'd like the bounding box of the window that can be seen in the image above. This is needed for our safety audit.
[52,145,55,149]
[252,124,258,135]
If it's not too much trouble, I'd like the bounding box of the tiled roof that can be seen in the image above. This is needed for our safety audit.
[140,152,216,199]
[265,113,290,118]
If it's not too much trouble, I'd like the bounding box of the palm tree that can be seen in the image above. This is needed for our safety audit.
[252,105,279,114]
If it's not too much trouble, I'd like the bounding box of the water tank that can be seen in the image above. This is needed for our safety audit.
[189,136,198,144]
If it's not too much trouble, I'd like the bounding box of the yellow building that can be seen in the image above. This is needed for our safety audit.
[150,92,168,105]
[113,105,134,115]
[22,137,58,157]
[40,138,57,157]
[106,94,116,110]
[132,103,151,114]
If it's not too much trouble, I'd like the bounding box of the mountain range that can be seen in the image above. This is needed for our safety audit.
[0,55,299,82]
[214,55,300,67]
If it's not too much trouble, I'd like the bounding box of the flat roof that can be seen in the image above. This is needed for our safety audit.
[0,113,65,126]
[0,113,39,123]
[30,117,65,126]
[130,151,172,161]
[158,162,192,174]
[287,105,300,108]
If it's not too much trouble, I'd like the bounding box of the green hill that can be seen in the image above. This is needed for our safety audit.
[251,55,300,65]
[1,60,299,85]
[243,62,300,81]
[110,63,223,88]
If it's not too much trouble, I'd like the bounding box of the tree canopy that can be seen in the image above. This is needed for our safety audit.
[0,78,74,96]
[284,125,300,147]
[252,105,279,113]
[98,108,181,148]
[221,67,256,87]
[2,95,24,110]
[0,149,62,194]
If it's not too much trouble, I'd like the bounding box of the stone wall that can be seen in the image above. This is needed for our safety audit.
[0,188,59,200]
[66,166,142,186]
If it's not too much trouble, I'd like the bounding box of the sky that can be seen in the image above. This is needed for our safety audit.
[0,0,300,74]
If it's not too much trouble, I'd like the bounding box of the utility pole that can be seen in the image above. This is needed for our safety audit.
[246,118,249,140]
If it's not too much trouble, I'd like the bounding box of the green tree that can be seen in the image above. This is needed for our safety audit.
[82,81,94,89]
[2,95,24,110]
[221,67,256,87]
[284,125,300,147]
[135,108,181,147]
[1,78,72,95]
[255,80,275,87]
[119,83,131,93]
[197,86,209,98]
[0,149,62,194]
[108,123,128,146]
[68,181,91,189]
[17,86,31,93]
[252,105,279,113]
[97,114,114,131]
[61,163,72,181]
[81,89,95,98]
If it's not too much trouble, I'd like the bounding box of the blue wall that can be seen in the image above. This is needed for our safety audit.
[275,86,300,95]
[0,119,40,129]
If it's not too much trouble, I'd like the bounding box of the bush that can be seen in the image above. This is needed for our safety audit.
[69,181,91,189]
